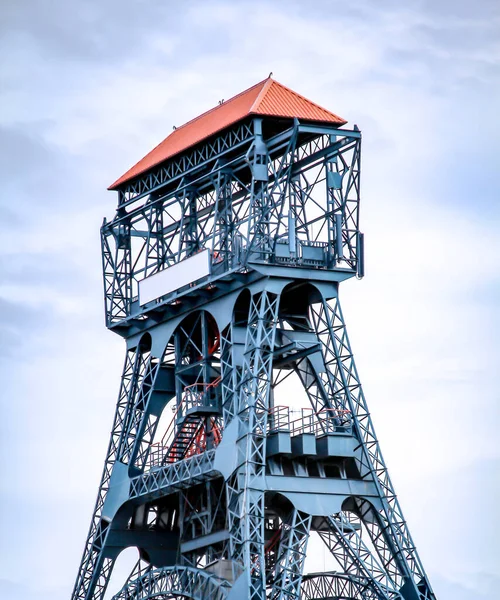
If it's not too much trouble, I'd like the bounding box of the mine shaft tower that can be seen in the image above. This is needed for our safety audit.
[72,78,436,600]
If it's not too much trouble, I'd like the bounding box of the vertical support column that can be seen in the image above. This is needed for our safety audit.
[178,187,199,260]
[173,326,184,414]
[213,168,234,269]
[267,127,298,257]
[221,323,236,425]
[343,135,362,270]
[144,200,166,278]
[101,216,132,324]
[270,509,312,600]
[201,312,210,390]
[246,119,270,260]
[226,290,280,600]
[325,136,344,266]
[325,135,362,269]
[187,189,199,255]
[290,175,310,245]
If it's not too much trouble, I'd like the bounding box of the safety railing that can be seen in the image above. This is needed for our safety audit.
[267,405,352,436]
[148,443,168,468]
[180,377,221,418]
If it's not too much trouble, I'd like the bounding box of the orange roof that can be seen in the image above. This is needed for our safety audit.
[109,78,347,190]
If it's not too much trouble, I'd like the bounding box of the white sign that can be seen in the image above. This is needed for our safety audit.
[139,249,211,305]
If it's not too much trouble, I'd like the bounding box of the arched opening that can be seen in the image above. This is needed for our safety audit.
[279,281,322,331]
[137,332,152,354]
[233,288,251,327]
[339,495,403,588]
[150,310,222,468]
[268,282,324,425]
[103,547,139,600]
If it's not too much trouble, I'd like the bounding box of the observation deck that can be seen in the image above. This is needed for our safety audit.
[102,78,363,336]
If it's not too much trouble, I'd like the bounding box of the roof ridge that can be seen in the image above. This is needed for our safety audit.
[256,79,345,121]
[249,77,274,113]
[171,78,268,135]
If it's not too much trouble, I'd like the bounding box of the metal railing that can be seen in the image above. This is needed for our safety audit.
[267,405,352,436]
[180,378,221,418]
[148,396,350,469]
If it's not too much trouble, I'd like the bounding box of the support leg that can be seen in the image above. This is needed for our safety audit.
[311,296,435,600]
[226,290,280,600]
[71,338,162,599]
[270,509,312,600]
[317,514,401,599]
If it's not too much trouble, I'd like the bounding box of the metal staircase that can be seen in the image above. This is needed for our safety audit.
[160,379,222,464]
[165,414,204,463]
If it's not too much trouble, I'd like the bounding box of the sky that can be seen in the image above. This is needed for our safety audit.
[0,0,499,599]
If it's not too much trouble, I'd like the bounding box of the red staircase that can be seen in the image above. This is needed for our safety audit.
[147,379,223,467]
[165,414,204,463]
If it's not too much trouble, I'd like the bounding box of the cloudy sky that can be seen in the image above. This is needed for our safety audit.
[1,0,499,599]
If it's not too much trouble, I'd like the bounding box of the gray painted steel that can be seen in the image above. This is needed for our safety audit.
[71,112,435,600]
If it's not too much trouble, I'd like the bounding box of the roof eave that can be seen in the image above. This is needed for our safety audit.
[108,114,348,192]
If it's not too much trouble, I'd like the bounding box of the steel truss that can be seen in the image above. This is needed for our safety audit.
[71,338,162,600]
[317,514,401,599]
[112,562,231,600]
[73,106,436,600]
[309,297,434,598]
[226,290,280,598]
[101,120,361,328]
[270,508,312,600]
[301,571,382,600]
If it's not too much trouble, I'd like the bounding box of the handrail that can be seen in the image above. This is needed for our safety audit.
[267,405,352,436]
[182,378,221,416]
[184,376,221,391]
[160,378,222,447]
[265,528,282,555]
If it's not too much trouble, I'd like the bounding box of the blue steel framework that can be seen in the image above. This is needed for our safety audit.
[72,107,436,600]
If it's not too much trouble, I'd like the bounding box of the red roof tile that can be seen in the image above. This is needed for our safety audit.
[109,78,347,190]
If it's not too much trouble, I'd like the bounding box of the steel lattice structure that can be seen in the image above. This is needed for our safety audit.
[72,78,436,600]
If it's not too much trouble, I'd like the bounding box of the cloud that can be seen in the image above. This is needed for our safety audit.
[431,574,500,600]
[0,1,498,598]
[0,579,60,600]
[0,298,53,358]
